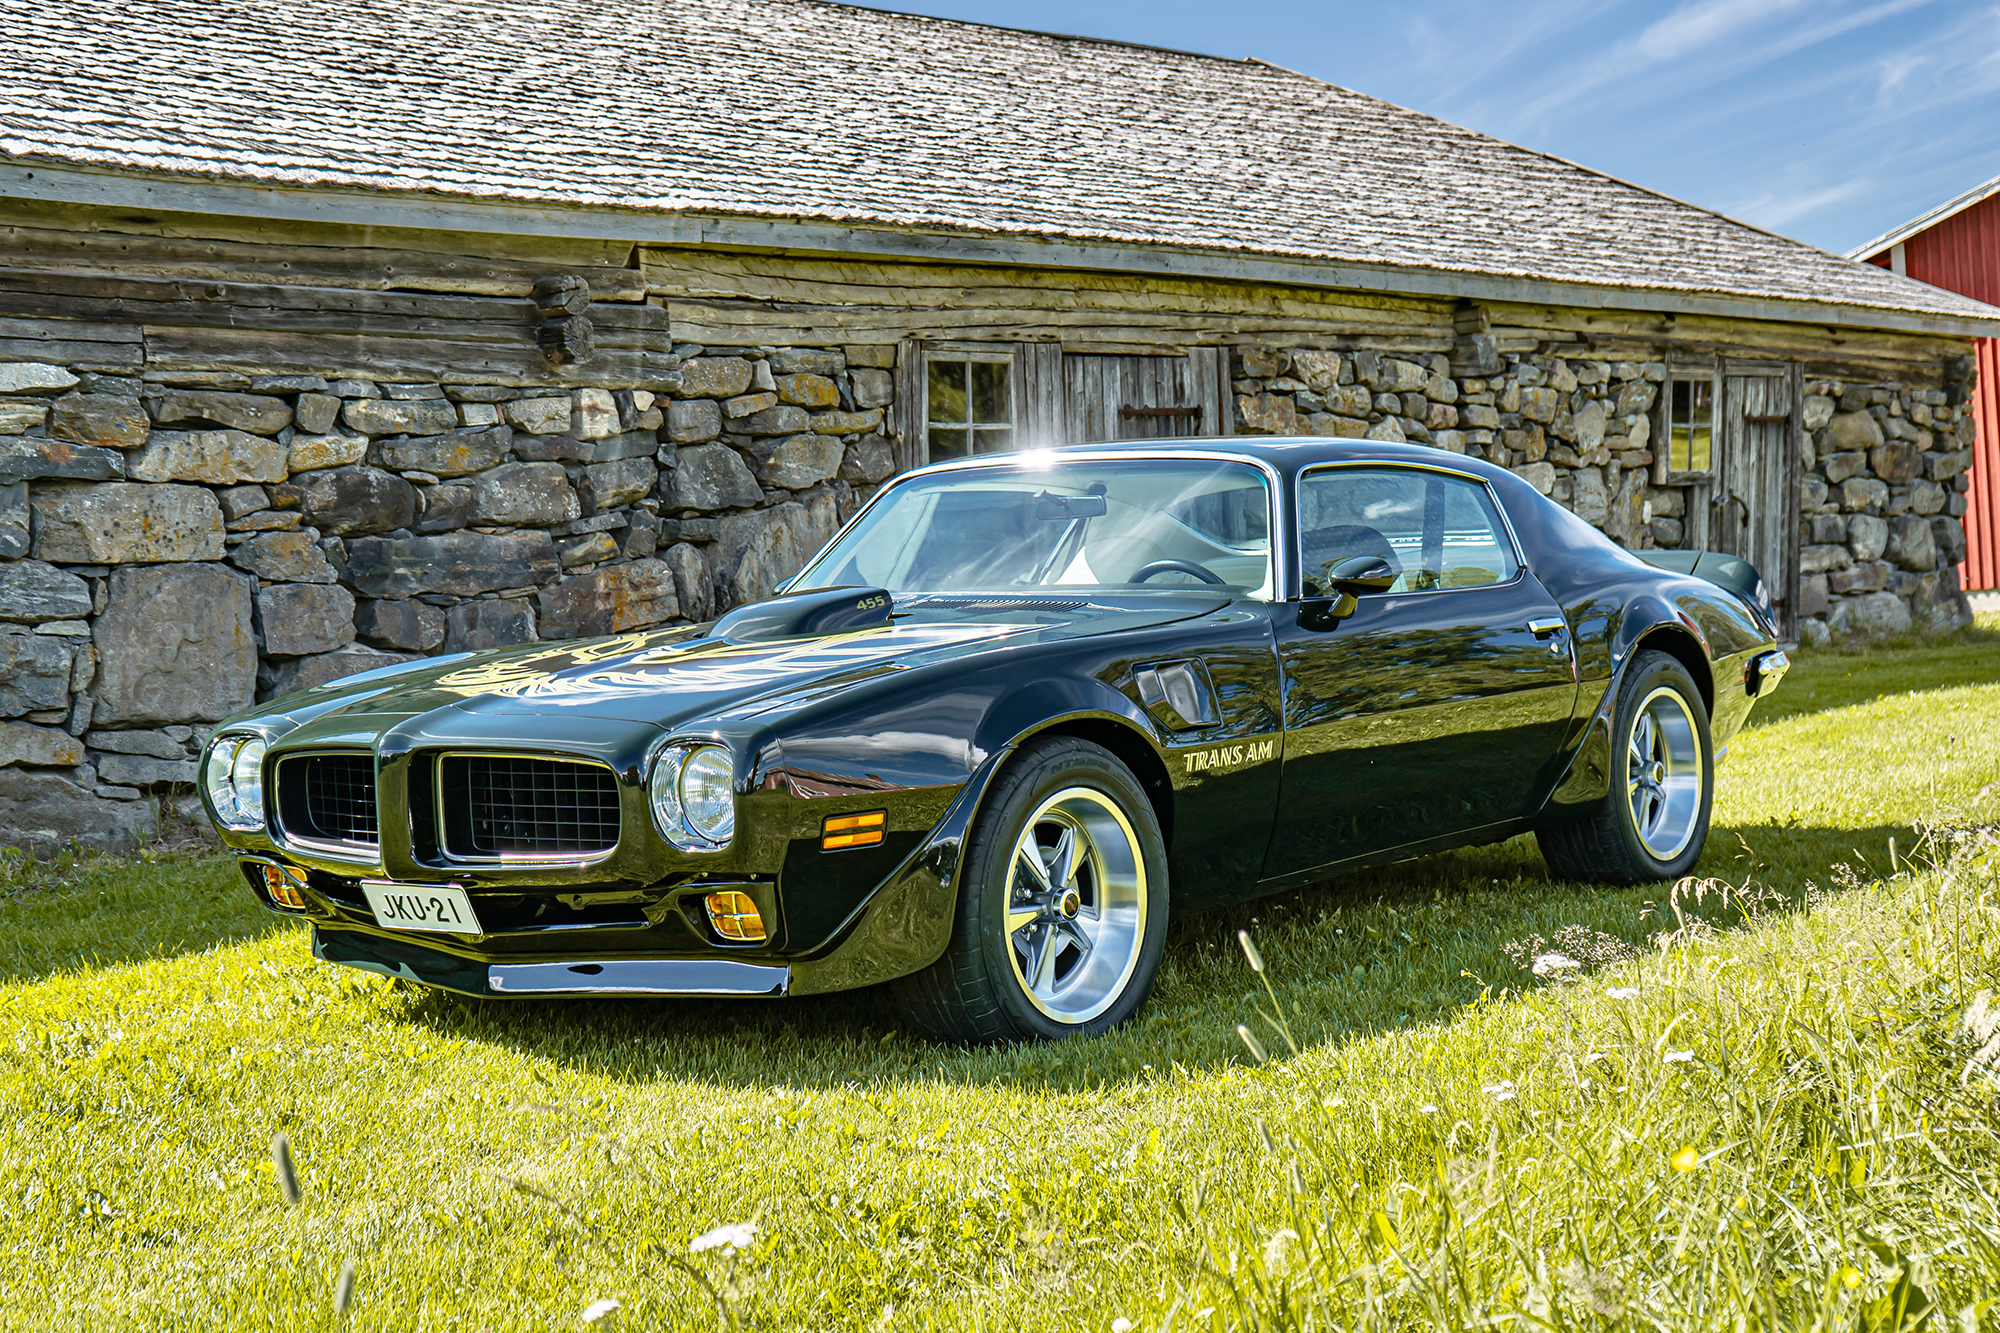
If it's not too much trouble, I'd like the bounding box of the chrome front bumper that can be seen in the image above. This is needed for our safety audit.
[313,927,790,997]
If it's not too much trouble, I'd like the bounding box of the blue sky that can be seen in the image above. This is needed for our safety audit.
[873,0,2000,255]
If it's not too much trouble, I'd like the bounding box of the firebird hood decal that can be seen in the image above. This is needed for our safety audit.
[259,594,1230,735]
[430,622,1025,714]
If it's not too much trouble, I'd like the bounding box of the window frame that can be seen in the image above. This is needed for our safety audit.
[1293,460,1527,601]
[1658,363,1721,484]
[922,344,1017,464]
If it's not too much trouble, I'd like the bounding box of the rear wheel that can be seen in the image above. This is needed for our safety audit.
[1537,649,1713,884]
[892,737,1169,1044]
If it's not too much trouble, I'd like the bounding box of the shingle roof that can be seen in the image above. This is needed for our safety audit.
[2,0,1994,330]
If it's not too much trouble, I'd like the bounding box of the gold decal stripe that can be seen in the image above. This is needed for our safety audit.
[1183,737,1277,773]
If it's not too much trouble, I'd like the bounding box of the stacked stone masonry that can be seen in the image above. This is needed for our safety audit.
[1227,345,1975,645]
[0,346,898,851]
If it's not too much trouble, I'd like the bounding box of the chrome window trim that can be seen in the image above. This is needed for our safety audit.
[1294,458,1531,602]
[790,446,1291,602]
[431,749,624,869]
[269,748,382,868]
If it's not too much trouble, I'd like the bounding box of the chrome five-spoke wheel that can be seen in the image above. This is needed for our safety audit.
[1536,648,1714,885]
[1005,787,1148,1024]
[892,736,1169,1043]
[1625,685,1705,861]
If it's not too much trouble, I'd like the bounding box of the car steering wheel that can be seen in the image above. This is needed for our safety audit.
[1131,559,1226,586]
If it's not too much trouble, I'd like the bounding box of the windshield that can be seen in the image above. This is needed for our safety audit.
[791,457,1274,600]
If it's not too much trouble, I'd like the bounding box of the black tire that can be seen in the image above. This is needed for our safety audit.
[891,736,1170,1044]
[1537,649,1714,885]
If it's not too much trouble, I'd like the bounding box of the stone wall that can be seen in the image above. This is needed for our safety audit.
[0,345,897,851]
[1227,345,1976,641]
[1794,379,1975,642]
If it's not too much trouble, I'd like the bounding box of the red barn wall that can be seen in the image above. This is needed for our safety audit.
[1871,190,2000,590]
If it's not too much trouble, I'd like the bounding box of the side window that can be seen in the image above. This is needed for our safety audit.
[1664,373,1715,477]
[926,354,1013,461]
[1297,467,1517,596]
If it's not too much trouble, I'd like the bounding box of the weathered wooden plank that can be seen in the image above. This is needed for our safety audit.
[667,300,1451,351]
[1484,301,1963,364]
[0,213,648,301]
[0,338,143,370]
[639,248,1447,324]
[143,326,679,389]
[0,314,142,344]
[0,289,672,351]
[0,268,665,328]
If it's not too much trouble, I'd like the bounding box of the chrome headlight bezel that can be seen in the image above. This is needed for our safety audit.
[648,742,737,853]
[203,733,269,832]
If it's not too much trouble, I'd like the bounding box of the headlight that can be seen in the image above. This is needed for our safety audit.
[649,743,735,851]
[204,734,268,831]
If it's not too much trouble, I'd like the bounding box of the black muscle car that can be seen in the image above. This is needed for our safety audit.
[200,439,1789,1042]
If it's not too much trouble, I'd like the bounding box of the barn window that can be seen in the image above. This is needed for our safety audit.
[925,352,1013,461]
[1664,374,1715,476]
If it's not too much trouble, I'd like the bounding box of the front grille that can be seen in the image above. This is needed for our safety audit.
[439,755,620,860]
[276,753,379,849]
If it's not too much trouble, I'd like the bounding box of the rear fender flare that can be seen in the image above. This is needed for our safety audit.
[1543,596,1710,814]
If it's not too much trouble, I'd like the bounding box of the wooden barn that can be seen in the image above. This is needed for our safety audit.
[1853,172,2000,595]
[0,0,1996,848]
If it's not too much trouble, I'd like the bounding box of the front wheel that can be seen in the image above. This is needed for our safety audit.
[1537,649,1714,884]
[891,737,1169,1044]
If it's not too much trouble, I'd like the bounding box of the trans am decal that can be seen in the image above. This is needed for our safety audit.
[1182,737,1278,774]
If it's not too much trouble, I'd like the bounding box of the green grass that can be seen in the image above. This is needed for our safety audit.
[3,630,1999,1329]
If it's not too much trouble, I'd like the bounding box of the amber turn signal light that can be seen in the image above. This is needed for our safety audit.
[821,810,886,851]
[705,890,767,943]
[260,862,309,910]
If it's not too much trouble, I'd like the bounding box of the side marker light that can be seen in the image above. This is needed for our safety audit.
[821,810,886,851]
[261,863,309,910]
[705,890,767,943]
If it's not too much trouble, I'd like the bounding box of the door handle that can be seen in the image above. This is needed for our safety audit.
[1527,617,1568,654]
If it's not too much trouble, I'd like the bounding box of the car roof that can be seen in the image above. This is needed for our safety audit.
[957,436,1520,487]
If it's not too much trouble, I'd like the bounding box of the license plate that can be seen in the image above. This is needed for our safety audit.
[361,880,482,935]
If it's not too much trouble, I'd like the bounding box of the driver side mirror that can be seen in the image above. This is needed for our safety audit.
[1299,554,1397,631]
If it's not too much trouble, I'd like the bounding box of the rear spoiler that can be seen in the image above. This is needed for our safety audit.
[1632,550,1774,627]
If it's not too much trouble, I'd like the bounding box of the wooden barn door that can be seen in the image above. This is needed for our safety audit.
[1712,362,1802,636]
[1055,351,1229,442]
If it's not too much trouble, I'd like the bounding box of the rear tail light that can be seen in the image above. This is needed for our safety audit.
[260,863,309,910]
[705,890,766,943]
[821,810,885,851]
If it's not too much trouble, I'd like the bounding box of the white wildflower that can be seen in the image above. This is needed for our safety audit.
[1663,1049,1694,1064]
[690,1220,760,1253]
[1966,990,2000,1086]
[1419,1103,1440,1114]
[1606,987,1640,1000]
[1531,952,1582,977]
[581,1297,622,1324]
[1484,1080,1516,1102]
[1262,1228,1300,1277]
[1112,1320,1133,1333]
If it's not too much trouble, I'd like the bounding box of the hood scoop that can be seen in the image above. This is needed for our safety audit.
[712,586,893,643]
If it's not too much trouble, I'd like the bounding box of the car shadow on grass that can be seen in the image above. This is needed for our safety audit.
[386,819,1910,1095]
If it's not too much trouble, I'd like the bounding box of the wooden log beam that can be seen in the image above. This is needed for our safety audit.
[142,325,679,389]
[0,217,649,301]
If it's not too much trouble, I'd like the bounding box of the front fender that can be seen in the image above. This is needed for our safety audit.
[787,742,1014,995]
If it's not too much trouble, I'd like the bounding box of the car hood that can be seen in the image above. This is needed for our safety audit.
[254,591,1232,736]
